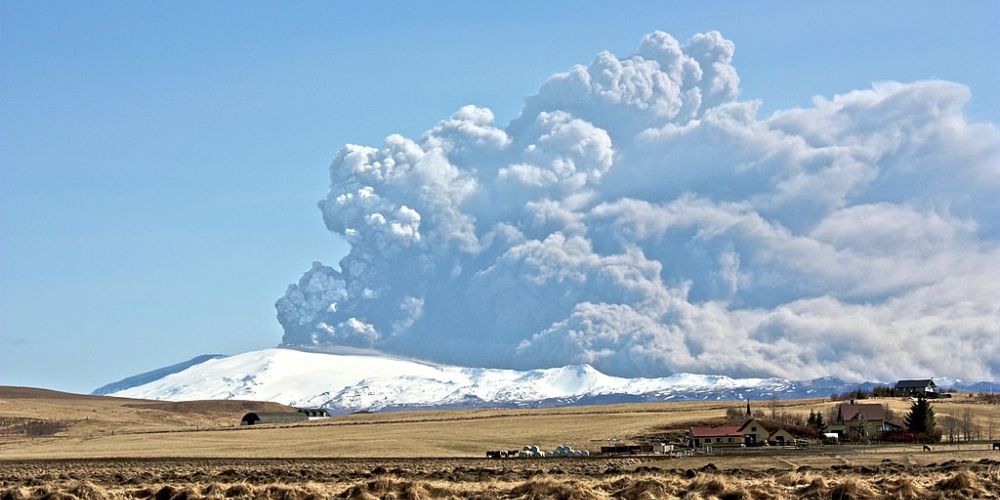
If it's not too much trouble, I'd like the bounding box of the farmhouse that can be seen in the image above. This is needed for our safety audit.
[737,418,795,446]
[689,425,743,448]
[240,412,308,426]
[831,402,887,439]
[895,379,937,397]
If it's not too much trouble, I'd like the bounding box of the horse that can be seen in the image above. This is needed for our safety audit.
[922,445,932,452]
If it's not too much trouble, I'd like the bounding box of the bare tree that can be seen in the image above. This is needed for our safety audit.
[725,406,745,421]
[883,404,899,426]
[960,409,974,442]
[940,415,959,443]
[768,395,779,419]
[825,406,841,427]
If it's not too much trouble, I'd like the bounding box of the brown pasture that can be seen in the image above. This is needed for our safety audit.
[2,386,999,461]
[3,387,1000,498]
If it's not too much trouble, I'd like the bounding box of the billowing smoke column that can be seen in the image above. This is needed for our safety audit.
[276,31,1000,382]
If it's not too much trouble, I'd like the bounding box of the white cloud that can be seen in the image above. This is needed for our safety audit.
[276,30,1000,382]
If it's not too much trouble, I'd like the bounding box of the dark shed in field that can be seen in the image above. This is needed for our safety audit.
[240,411,308,426]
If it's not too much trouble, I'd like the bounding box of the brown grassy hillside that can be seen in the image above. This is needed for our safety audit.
[0,386,295,439]
[1,386,998,459]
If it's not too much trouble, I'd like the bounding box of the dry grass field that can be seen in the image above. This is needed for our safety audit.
[2,386,999,459]
[3,457,1000,499]
[0,387,297,437]
[3,386,1000,498]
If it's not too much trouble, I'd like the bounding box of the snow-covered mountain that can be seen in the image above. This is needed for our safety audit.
[97,348,838,412]
[98,348,997,413]
[93,354,227,395]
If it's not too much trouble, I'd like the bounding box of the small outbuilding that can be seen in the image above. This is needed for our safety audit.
[240,411,308,426]
[296,408,330,419]
[766,428,795,446]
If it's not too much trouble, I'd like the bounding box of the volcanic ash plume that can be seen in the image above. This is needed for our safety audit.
[276,30,1000,382]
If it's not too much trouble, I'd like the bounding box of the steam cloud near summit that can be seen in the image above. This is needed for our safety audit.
[276,31,1000,382]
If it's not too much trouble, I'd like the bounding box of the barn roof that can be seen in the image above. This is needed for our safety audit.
[690,425,742,438]
[839,404,887,422]
[895,379,935,388]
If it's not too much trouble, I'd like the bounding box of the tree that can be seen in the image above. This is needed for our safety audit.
[940,415,959,443]
[807,410,826,432]
[872,385,895,398]
[959,408,980,442]
[768,395,779,418]
[825,406,841,429]
[904,396,936,434]
[883,405,899,426]
[725,406,745,421]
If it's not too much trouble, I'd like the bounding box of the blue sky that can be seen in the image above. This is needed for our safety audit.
[2,1,998,393]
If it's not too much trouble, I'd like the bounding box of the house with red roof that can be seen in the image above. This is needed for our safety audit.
[690,418,799,448]
[689,425,743,448]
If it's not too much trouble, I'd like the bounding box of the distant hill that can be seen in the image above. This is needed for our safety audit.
[1,386,114,400]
